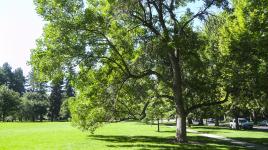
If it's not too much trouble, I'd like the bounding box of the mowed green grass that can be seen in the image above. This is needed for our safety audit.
[0,121,247,150]
[191,126,268,146]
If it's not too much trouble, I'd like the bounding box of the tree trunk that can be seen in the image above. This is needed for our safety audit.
[199,118,204,125]
[40,115,43,122]
[187,117,192,127]
[235,116,239,130]
[252,110,257,125]
[157,118,160,132]
[51,114,54,122]
[32,116,35,122]
[215,117,219,126]
[169,51,187,143]
[176,115,187,142]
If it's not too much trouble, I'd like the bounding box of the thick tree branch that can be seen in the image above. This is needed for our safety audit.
[116,98,138,120]
[158,94,174,101]
[163,0,179,35]
[187,90,230,114]
[130,13,160,36]
[139,100,150,120]
[129,1,160,36]
[85,29,170,86]
[128,69,171,87]
[152,0,169,36]
[100,33,132,74]
[180,0,216,34]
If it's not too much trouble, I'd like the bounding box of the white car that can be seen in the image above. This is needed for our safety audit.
[229,118,253,129]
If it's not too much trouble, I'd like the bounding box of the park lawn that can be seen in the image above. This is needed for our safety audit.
[191,126,268,146]
[0,121,247,150]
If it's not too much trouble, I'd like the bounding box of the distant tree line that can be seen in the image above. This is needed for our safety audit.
[0,62,75,122]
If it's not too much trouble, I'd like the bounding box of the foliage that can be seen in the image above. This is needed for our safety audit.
[31,0,233,142]
[0,63,25,95]
[210,0,268,122]
[20,92,49,121]
[0,85,20,121]
[26,70,47,94]
[59,98,71,120]
[49,79,64,121]
[69,94,107,134]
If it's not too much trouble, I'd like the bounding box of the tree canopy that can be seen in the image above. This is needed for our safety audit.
[30,0,268,142]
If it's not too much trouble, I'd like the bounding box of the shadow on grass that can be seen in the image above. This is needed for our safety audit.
[89,134,247,150]
[191,126,268,134]
[145,122,176,126]
[190,126,229,130]
[231,137,268,146]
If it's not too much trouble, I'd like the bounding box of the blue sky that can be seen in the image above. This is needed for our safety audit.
[0,0,44,76]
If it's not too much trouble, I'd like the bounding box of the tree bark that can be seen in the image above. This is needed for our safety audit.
[32,116,35,122]
[215,117,219,126]
[157,118,160,132]
[252,110,257,125]
[235,115,239,130]
[40,115,43,122]
[187,117,192,127]
[169,51,187,142]
[199,118,204,125]
[176,115,187,142]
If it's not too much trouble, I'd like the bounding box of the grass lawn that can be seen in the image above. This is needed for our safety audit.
[0,121,248,150]
[191,126,268,146]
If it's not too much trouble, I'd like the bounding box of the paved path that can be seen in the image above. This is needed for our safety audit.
[254,126,268,131]
[186,129,267,150]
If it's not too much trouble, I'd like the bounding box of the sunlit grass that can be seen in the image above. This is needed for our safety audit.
[0,121,248,150]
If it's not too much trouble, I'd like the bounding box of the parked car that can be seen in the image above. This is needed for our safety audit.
[229,118,253,129]
[258,120,268,126]
[207,118,215,126]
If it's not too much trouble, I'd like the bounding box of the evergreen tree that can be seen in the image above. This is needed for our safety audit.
[1,63,14,89]
[49,79,63,121]
[13,68,25,95]
[26,70,47,94]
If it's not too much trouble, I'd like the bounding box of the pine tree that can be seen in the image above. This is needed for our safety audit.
[49,79,63,121]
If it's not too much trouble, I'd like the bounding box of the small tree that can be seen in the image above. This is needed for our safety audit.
[21,92,49,121]
[146,98,170,132]
[0,85,20,121]
[59,98,72,120]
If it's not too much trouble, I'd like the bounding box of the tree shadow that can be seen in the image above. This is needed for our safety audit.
[231,137,268,147]
[89,134,247,150]
[191,126,268,134]
[158,130,176,133]
[190,126,230,130]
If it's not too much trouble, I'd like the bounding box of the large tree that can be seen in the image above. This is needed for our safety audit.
[216,0,268,126]
[31,0,232,142]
